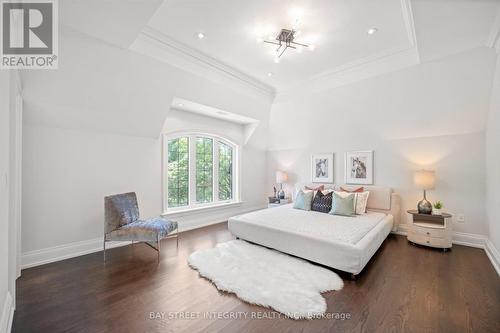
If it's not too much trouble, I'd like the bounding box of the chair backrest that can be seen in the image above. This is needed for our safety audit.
[104,192,140,234]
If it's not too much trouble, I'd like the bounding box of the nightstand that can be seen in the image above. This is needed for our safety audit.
[268,198,291,208]
[407,210,452,251]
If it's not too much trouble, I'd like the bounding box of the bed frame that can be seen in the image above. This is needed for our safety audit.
[229,184,401,279]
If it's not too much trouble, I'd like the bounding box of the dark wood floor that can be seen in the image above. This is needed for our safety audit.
[13,222,500,333]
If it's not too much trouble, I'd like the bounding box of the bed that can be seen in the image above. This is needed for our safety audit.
[228,185,401,276]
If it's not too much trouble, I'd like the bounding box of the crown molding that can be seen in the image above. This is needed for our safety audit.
[130,27,275,100]
[486,5,500,53]
[274,0,420,100]
[275,45,419,102]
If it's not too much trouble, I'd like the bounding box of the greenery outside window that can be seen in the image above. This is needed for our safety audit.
[164,133,238,213]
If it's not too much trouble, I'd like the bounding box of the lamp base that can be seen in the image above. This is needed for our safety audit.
[417,198,432,214]
[277,189,285,200]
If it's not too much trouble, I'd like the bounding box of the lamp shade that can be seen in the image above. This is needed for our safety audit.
[276,171,288,184]
[414,170,435,190]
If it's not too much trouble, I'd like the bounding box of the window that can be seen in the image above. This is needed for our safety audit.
[167,137,189,208]
[164,133,238,212]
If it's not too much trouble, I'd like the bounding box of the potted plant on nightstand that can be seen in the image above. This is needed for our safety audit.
[432,201,443,215]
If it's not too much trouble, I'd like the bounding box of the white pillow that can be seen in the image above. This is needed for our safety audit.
[334,190,370,214]
[355,191,370,214]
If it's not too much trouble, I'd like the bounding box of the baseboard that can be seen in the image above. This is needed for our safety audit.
[393,227,499,276]
[392,227,487,247]
[485,239,500,276]
[0,292,14,333]
[21,237,130,269]
[178,204,267,232]
[452,231,487,248]
[21,204,267,269]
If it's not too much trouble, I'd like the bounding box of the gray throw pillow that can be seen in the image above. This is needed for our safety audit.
[329,191,356,217]
[293,190,314,211]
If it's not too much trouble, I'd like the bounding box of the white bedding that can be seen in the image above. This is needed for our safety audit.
[228,204,394,275]
[234,204,387,245]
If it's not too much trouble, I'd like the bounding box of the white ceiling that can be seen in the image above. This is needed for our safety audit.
[60,0,163,49]
[56,0,500,94]
[412,0,500,62]
[147,0,412,90]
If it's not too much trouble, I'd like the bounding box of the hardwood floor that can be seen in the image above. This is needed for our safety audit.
[13,222,500,333]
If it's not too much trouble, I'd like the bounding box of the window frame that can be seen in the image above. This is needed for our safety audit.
[162,132,239,214]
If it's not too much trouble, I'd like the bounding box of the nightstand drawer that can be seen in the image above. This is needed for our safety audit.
[409,232,451,248]
[412,224,446,238]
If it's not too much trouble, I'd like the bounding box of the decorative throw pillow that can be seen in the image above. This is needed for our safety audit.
[293,190,314,211]
[311,190,333,213]
[305,185,325,191]
[354,191,370,214]
[336,189,370,214]
[329,191,356,217]
[340,186,364,193]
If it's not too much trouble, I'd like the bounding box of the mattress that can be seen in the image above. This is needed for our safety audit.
[228,204,393,274]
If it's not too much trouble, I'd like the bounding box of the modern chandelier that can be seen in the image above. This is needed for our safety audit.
[259,28,313,63]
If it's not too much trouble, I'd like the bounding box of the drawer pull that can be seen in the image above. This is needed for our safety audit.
[426,240,430,244]
[426,232,430,235]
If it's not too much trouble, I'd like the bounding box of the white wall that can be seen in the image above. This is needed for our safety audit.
[0,70,19,333]
[20,28,270,264]
[486,53,500,251]
[268,47,496,235]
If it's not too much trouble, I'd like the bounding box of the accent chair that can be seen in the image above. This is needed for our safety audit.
[104,192,178,263]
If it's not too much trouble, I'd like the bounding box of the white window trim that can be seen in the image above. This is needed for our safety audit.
[162,131,240,215]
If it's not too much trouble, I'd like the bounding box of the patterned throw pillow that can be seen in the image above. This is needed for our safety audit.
[311,191,333,213]
[293,190,314,211]
[329,192,356,217]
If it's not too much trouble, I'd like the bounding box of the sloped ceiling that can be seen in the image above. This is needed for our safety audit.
[20,0,500,138]
[59,0,163,49]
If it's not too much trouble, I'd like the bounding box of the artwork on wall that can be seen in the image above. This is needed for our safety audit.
[311,154,334,183]
[344,151,373,185]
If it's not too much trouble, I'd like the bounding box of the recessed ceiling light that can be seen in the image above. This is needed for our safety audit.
[197,32,205,39]
[178,103,184,107]
[308,44,316,51]
[267,72,273,77]
[367,27,378,35]
[256,37,264,44]
[273,57,280,64]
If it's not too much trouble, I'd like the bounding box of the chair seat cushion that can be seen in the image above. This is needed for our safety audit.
[107,217,178,242]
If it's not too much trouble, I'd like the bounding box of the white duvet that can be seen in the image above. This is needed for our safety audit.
[234,204,387,245]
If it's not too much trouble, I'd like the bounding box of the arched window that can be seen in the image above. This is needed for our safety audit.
[163,132,239,213]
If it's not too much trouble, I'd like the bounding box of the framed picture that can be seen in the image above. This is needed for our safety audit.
[344,151,373,185]
[311,154,334,183]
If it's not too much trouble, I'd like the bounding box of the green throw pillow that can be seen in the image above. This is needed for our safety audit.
[293,190,313,211]
[329,191,356,217]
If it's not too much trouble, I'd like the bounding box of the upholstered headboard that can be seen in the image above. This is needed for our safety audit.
[293,183,401,231]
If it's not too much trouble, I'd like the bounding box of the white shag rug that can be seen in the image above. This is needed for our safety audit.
[188,240,343,319]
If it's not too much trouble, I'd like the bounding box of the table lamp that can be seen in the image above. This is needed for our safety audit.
[414,170,435,214]
[275,171,288,199]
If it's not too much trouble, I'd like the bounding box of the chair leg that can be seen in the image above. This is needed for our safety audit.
[103,236,106,264]
[157,236,161,264]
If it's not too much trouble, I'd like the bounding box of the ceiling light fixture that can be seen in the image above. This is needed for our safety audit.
[267,72,273,77]
[178,103,184,107]
[197,32,205,39]
[260,28,312,62]
[367,27,378,35]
